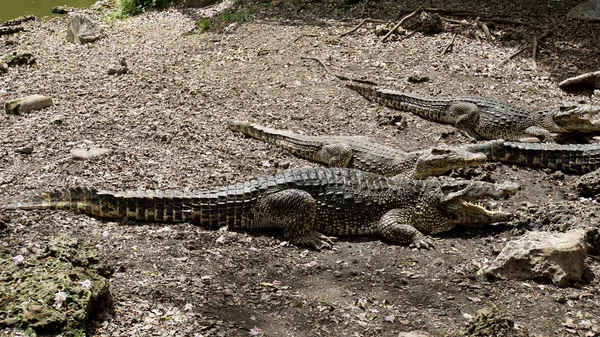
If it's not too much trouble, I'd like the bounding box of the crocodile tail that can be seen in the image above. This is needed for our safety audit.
[346,83,378,101]
[229,120,323,160]
[7,187,101,213]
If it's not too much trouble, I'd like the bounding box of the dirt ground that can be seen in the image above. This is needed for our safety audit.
[1,0,600,336]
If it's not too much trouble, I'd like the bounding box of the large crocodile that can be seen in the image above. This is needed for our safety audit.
[4,168,517,249]
[228,121,486,179]
[347,83,600,142]
[459,140,600,174]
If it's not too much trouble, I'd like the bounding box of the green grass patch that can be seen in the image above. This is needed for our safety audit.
[111,0,172,19]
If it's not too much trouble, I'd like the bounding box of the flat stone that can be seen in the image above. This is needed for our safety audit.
[71,147,111,160]
[398,331,432,337]
[5,95,53,115]
[67,14,102,45]
[486,229,587,286]
[15,146,34,154]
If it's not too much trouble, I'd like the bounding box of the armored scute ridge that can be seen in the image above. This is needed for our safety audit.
[229,120,486,179]
[5,167,518,250]
[347,83,600,142]
[460,140,600,174]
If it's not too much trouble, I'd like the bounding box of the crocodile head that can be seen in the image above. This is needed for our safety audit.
[412,147,487,179]
[438,178,518,231]
[551,104,600,132]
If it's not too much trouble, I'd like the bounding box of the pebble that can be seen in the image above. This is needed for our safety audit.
[71,147,111,160]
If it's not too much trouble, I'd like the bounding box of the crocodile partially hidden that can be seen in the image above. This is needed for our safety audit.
[4,167,517,249]
[347,83,600,142]
[229,121,487,179]
[460,140,600,174]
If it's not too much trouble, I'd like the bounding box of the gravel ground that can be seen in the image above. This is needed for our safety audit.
[1,0,600,336]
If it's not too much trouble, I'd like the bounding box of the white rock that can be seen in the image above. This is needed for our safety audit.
[485,229,587,286]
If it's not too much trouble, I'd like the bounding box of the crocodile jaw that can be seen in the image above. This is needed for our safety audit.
[414,149,487,178]
[450,201,513,227]
[553,104,600,132]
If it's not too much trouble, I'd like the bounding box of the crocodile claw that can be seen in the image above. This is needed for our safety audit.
[291,230,334,250]
[409,235,434,250]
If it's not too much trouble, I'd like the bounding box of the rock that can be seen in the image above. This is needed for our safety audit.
[575,169,600,199]
[0,26,24,36]
[15,146,34,154]
[224,23,239,34]
[2,15,36,27]
[398,331,431,337]
[5,95,53,115]
[67,14,102,45]
[485,229,587,286]
[71,147,111,160]
[0,236,114,336]
[2,52,36,66]
[107,58,128,75]
[0,61,8,74]
[51,6,76,14]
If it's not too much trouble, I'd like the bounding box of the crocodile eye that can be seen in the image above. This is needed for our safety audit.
[431,148,451,155]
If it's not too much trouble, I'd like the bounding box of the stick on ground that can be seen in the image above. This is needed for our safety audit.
[379,8,422,44]
[340,18,388,37]
[300,56,378,85]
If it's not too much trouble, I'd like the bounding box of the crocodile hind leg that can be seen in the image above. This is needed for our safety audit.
[451,103,483,140]
[254,189,333,250]
[316,143,353,167]
[524,125,555,142]
[377,209,434,249]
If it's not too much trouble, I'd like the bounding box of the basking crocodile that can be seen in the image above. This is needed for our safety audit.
[459,140,600,174]
[4,167,517,249]
[347,83,600,142]
[229,121,486,179]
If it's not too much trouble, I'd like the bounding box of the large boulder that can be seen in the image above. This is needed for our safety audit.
[485,229,587,286]
[66,14,102,44]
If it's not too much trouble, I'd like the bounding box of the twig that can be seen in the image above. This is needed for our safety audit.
[257,34,318,56]
[339,18,388,37]
[495,31,551,68]
[486,18,531,27]
[379,8,422,44]
[495,46,528,69]
[300,56,378,85]
[532,35,539,62]
[441,32,458,55]
[476,18,492,43]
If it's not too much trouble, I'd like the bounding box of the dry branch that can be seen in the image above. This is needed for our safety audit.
[339,18,388,37]
[476,18,492,43]
[441,32,458,55]
[495,31,551,68]
[300,56,378,85]
[559,71,600,90]
[379,8,422,44]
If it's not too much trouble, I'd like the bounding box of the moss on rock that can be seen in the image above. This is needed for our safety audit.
[0,236,114,336]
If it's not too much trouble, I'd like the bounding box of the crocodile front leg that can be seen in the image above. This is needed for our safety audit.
[377,209,434,249]
[524,125,555,142]
[254,189,333,250]
[317,143,353,167]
